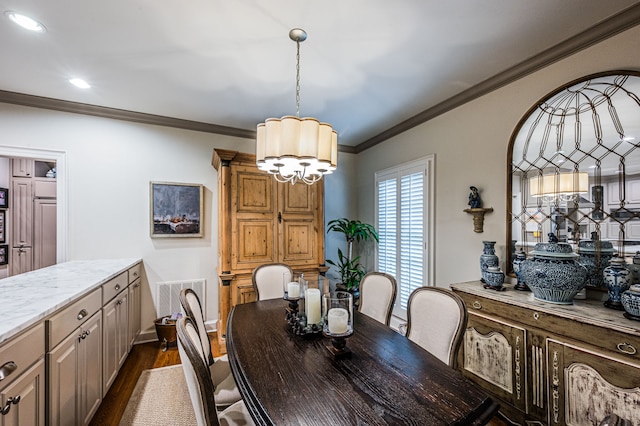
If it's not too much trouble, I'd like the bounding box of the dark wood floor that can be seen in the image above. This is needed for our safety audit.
[90,333,508,426]
[89,334,224,426]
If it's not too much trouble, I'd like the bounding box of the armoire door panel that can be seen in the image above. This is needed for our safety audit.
[280,221,317,264]
[233,220,276,269]
[235,169,274,213]
[281,183,315,213]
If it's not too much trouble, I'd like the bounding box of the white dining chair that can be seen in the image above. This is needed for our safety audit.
[404,287,468,368]
[358,272,397,326]
[251,263,293,301]
[176,317,255,426]
[180,288,241,408]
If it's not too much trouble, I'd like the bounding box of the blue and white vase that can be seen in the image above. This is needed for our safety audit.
[621,284,640,319]
[577,234,616,288]
[603,257,631,310]
[483,266,505,290]
[630,251,640,285]
[512,249,529,291]
[480,241,499,283]
[519,236,587,304]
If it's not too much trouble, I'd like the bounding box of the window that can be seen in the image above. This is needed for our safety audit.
[375,156,434,320]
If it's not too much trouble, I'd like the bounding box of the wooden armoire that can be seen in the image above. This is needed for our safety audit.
[212,149,327,344]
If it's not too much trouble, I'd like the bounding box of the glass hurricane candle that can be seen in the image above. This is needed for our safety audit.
[322,291,354,359]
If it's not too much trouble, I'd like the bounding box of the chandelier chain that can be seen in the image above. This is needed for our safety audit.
[295,39,301,117]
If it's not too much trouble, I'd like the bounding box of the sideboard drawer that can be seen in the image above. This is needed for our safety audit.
[46,288,101,350]
[0,322,44,391]
[128,263,141,284]
[102,272,128,304]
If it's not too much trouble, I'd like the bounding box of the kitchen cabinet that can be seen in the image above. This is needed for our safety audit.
[9,163,57,276]
[10,179,32,249]
[0,323,45,426]
[212,149,327,345]
[33,198,56,270]
[452,281,640,425]
[102,277,129,395]
[47,309,102,426]
[128,278,142,349]
[10,159,33,178]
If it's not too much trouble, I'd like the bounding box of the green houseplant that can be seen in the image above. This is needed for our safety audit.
[326,218,379,291]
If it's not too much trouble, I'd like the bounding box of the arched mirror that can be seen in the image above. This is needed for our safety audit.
[508,71,640,288]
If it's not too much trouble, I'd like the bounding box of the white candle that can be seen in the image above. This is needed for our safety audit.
[327,308,349,334]
[287,282,300,298]
[305,288,321,325]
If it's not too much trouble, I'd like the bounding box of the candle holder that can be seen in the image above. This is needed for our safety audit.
[284,276,323,337]
[322,291,354,359]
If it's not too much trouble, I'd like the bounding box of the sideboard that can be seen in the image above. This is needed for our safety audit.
[451,281,640,425]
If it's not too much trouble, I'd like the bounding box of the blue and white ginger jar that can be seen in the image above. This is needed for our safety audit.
[577,236,615,288]
[483,266,505,289]
[519,239,587,304]
[603,257,631,310]
[621,284,640,318]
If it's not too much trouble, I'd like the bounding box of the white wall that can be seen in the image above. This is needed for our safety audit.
[0,103,255,334]
[356,24,640,288]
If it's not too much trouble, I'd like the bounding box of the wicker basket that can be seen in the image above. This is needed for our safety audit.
[154,316,177,348]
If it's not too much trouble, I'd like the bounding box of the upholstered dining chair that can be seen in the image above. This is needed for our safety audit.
[179,288,241,408]
[251,263,293,301]
[358,272,397,326]
[404,287,468,368]
[176,317,255,426]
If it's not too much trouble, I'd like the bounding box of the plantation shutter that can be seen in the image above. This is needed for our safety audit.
[375,158,430,320]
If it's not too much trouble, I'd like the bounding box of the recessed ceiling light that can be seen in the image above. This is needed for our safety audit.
[4,11,46,32]
[69,78,91,89]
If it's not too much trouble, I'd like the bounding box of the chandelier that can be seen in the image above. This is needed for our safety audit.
[256,28,338,185]
[529,171,589,202]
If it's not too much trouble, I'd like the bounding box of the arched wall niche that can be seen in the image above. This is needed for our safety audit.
[507,70,640,286]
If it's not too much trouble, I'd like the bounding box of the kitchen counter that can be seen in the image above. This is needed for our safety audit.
[0,258,141,345]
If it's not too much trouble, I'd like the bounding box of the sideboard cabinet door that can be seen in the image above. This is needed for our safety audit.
[460,313,527,415]
[547,339,640,426]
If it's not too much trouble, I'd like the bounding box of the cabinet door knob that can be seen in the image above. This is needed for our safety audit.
[77,309,88,320]
[472,301,482,310]
[0,361,17,382]
[617,342,637,355]
[1,396,20,416]
[115,284,121,291]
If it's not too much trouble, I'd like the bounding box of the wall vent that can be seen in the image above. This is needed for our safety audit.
[156,279,206,318]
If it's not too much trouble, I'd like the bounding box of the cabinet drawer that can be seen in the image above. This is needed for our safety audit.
[102,272,128,304]
[47,288,101,350]
[33,179,56,197]
[128,263,141,284]
[0,322,45,391]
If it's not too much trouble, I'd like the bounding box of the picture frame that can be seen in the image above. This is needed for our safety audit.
[0,244,7,266]
[150,182,203,238]
[0,210,5,244]
[0,188,7,209]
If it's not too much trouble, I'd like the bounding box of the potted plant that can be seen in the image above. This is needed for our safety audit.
[326,218,379,294]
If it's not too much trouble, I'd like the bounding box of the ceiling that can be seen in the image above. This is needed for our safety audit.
[1,1,640,152]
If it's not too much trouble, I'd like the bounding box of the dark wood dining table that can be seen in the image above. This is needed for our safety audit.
[226,299,499,425]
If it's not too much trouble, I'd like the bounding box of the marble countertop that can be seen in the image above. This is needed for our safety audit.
[451,280,640,337]
[0,258,141,345]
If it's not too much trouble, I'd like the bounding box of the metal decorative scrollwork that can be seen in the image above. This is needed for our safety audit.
[508,71,640,274]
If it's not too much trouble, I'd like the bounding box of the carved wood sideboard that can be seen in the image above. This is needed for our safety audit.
[212,149,327,347]
[451,281,640,425]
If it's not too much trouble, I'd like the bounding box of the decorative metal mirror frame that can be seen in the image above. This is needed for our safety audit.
[507,70,640,279]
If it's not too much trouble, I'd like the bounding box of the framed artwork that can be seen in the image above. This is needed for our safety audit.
[0,210,4,244]
[0,188,7,209]
[0,245,7,266]
[150,182,203,238]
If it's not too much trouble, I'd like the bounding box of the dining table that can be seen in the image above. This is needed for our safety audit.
[226,298,499,425]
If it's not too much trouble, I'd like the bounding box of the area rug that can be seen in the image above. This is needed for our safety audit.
[119,365,196,426]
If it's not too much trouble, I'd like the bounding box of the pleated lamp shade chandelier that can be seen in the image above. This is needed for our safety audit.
[256,28,338,185]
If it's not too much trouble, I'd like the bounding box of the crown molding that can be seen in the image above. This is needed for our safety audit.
[354,3,640,154]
